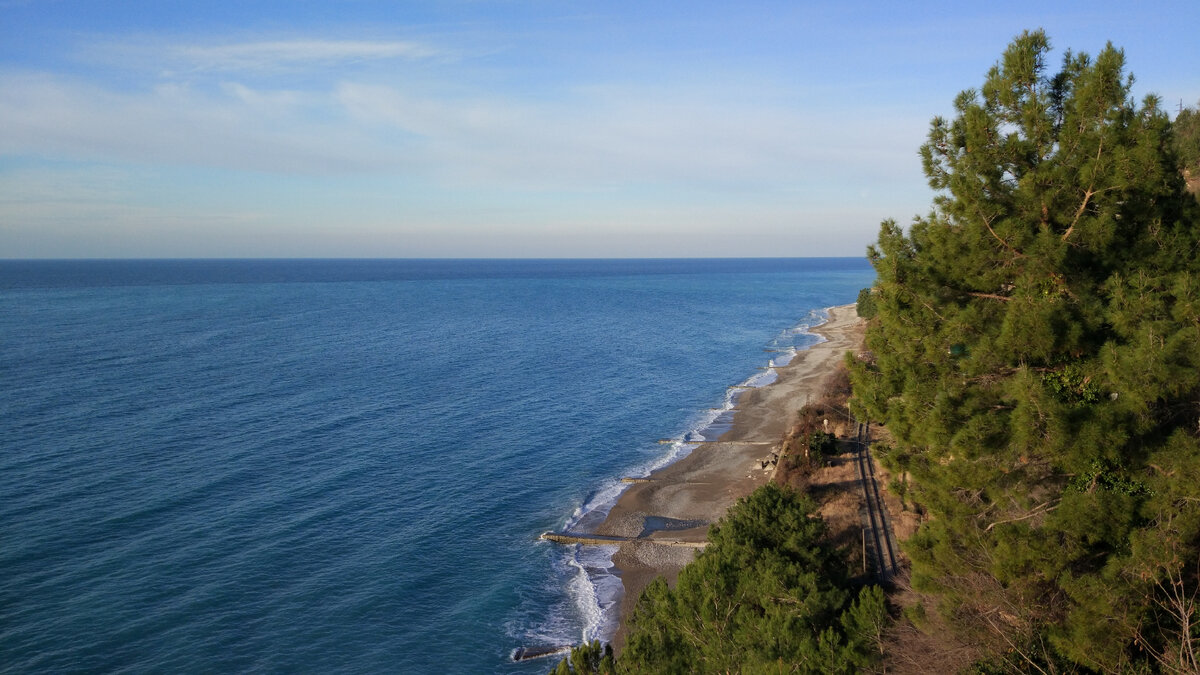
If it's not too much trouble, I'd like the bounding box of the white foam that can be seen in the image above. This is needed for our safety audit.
[572,544,622,642]
[512,541,599,651]
[562,478,626,533]
[555,306,838,645]
[743,368,778,388]
[563,308,835,528]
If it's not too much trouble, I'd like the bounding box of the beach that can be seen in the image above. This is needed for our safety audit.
[595,303,866,649]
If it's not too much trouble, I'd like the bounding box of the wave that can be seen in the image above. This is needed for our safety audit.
[556,306,835,644]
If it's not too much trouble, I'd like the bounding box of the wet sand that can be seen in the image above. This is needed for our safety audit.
[595,303,865,649]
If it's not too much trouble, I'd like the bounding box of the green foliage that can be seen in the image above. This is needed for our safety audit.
[779,402,847,486]
[618,484,888,673]
[962,635,1079,675]
[1040,363,1102,407]
[849,29,1200,671]
[551,640,614,675]
[808,430,838,457]
[1174,101,1200,172]
[856,287,878,319]
[1066,458,1152,497]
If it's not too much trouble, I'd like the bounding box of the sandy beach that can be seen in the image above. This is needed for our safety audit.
[595,303,866,649]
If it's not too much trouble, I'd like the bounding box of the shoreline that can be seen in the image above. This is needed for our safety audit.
[590,303,865,650]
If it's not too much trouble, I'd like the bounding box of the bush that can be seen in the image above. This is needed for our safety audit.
[551,641,614,675]
[619,484,888,673]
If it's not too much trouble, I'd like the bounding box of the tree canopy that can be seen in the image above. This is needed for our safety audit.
[1174,100,1200,184]
[617,483,887,674]
[850,29,1200,671]
[551,640,614,675]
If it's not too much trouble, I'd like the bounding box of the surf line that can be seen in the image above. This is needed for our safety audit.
[521,307,839,660]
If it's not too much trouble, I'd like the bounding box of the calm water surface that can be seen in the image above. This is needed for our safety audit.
[0,258,874,673]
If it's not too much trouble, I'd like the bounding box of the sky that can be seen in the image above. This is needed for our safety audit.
[1,1,1198,258]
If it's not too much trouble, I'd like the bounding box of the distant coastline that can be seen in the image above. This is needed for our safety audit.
[587,303,866,650]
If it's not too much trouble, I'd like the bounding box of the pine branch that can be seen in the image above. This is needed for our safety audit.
[980,212,1025,258]
[967,292,1012,302]
[1062,187,1096,242]
[985,500,1061,531]
[1062,137,1121,242]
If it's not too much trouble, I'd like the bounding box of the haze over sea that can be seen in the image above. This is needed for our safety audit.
[0,258,873,673]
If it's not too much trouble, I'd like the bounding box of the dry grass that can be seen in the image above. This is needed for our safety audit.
[774,365,913,583]
[868,573,990,674]
[769,364,996,672]
[863,425,923,543]
[810,442,870,578]
[773,365,855,489]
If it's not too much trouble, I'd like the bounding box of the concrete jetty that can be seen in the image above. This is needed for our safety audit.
[541,532,630,545]
[540,532,706,548]
[658,439,774,445]
[512,645,571,662]
[687,440,775,445]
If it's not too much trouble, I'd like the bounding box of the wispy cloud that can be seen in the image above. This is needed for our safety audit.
[79,36,447,77]
[169,39,442,71]
[0,19,936,257]
[0,71,397,173]
[333,81,926,189]
[0,67,927,189]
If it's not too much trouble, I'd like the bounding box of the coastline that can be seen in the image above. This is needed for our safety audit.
[593,303,866,650]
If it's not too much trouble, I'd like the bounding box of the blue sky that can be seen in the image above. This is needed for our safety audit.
[1,1,1197,258]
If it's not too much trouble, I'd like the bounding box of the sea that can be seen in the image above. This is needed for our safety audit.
[0,258,874,673]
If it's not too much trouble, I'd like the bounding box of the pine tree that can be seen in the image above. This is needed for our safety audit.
[617,484,888,673]
[850,30,1200,670]
[551,640,614,675]
[1174,101,1200,174]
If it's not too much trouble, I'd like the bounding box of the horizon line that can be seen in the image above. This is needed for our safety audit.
[1,255,870,262]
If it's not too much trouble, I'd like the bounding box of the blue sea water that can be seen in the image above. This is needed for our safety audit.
[0,258,874,673]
